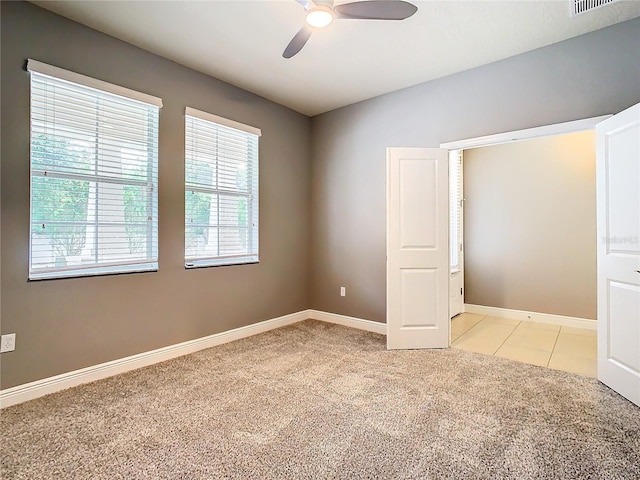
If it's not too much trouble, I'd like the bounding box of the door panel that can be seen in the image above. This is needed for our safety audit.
[400,158,437,247]
[596,102,640,407]
[608,281,640,372]
[387,147,449,349]
[605,123,640,255]
[401,268,438,327]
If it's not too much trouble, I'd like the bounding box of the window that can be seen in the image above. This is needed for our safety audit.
[184,107,260,268]
[450,150,463,271]
[28,60,161,280]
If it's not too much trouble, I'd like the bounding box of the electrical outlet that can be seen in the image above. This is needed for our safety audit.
[340,286,346,297]
[1,333,16,353]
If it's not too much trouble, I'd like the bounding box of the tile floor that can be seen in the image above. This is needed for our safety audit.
[451,313,597,377]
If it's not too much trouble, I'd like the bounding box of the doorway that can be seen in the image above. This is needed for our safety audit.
[448,130,598,319]
[443,115,609,322]
[444,118,605,375]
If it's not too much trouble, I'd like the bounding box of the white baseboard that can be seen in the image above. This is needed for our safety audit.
[309,310,387,335]
[0,310,310,409]
[5,304,594,409]
[464,304,597,330]
[0,309,385,408]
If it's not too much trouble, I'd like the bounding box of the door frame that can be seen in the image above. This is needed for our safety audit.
[440,115,611,151]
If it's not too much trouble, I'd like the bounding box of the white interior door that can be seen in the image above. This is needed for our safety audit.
[596,103,640,407]
[387,147,449,349]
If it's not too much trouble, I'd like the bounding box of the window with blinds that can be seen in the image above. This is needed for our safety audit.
[184,107,260,268]
[449,150,463,271]
[28,60,161,280]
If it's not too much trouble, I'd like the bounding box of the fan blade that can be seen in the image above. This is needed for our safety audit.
[283,26,313,58]
[293,0,334,12]
[314,0,335,8]
[294,0,315,10]
[334,0,417,20]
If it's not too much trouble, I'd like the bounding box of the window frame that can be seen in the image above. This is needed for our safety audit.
[184,107,261,269]
[27,60,162,281]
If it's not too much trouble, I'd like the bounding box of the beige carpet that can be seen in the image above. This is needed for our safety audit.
[1,320,639,479]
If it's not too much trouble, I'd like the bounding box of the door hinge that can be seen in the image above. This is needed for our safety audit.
[460,288,463,295]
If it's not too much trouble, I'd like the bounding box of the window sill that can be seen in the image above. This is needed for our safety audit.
[29,263,158,281]
[185,256,259,269]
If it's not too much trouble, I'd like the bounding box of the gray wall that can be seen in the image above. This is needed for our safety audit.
[0,2,311,389]
[310,18,640,323]
[463,131,597,319]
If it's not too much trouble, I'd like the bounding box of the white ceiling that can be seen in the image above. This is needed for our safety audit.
[32,1,640,116]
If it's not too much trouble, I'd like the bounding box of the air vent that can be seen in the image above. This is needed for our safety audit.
[571,0,620,16]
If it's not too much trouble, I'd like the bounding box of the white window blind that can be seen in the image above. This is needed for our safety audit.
[28,61,160,280]
[450,150,463,271]
[185,107,260,268]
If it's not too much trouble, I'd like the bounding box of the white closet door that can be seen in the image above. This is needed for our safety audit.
[387,147,449,349]
[596,103,640,407]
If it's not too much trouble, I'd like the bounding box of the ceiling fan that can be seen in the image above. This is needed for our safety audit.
[283,0,418,58]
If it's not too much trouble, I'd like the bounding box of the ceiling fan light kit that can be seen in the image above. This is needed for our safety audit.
[284,0,418,58]
[306,6,334,28]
